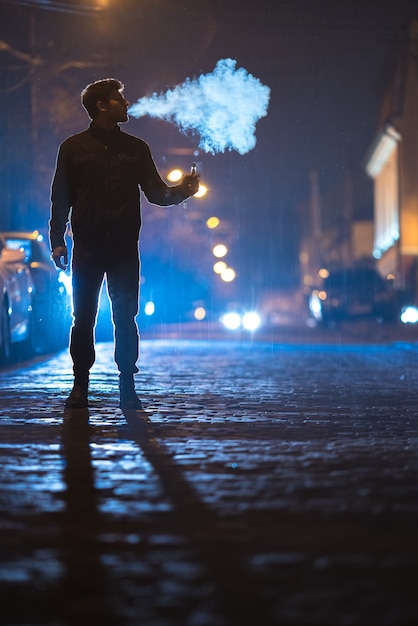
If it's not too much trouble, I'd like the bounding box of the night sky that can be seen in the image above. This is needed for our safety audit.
[1,0,418,302]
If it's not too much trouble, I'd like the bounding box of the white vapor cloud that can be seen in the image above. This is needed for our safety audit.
[128,58,270,155]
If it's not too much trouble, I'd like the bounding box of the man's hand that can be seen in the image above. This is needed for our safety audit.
[180,172,200,197]
[51,245,68,270]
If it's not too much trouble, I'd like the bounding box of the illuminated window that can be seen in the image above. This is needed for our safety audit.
[366,126,400,256]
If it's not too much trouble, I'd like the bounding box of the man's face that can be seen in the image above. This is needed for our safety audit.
[99,89,130,123]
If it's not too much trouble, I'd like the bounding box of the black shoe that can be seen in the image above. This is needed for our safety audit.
[119,375,143,410]
[65,384,88,409]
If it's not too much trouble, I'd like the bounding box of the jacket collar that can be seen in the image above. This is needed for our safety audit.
[89,121,121,143]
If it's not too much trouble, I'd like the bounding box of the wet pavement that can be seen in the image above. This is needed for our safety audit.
[1,332,418,625]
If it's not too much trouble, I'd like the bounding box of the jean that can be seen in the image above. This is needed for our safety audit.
[70,242,140,378]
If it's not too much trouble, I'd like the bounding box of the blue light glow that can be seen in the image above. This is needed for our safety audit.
[58,271,72,297]
[144,301,155,316]
[401,306,418,324]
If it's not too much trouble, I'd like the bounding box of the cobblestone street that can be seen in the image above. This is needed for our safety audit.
[1,335,418,625]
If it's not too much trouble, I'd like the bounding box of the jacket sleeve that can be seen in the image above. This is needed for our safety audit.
[138,142,190,206]
[49,142,72,250]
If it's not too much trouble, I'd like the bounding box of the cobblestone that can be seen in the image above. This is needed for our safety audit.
[1,336,418,625]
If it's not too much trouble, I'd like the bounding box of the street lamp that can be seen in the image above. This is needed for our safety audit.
[220,267,236,282]
[213,261,227,274]
[194,183,207,198]
[167,168,183,182]
[213,244,228,258]
[206,216,220,229]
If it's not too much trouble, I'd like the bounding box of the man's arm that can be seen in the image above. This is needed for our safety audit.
[139,142,199,206]
[49,143,72,269]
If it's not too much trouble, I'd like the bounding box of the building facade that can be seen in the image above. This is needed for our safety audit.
[365,15,418,301]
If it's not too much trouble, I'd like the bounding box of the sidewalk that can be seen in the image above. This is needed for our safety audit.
[1,338,418,625]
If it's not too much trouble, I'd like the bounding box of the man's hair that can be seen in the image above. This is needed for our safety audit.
[81,78,124,119]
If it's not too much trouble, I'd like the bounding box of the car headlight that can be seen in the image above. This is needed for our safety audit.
[220,312,241,330]
[220,310,261,331]
[242,311,261,331]
[401,306,418,324]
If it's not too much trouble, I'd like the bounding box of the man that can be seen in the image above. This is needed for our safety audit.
[49,78,199,410]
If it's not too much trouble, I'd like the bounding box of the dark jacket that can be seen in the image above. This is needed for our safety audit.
[49,122,189,250]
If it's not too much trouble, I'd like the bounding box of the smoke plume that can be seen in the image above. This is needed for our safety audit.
[128,58,270,155]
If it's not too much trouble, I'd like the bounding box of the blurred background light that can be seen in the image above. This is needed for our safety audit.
[213,261,227,274]
[401,306,418,324]
[144,301,155,316]
[194,183,207,198]
[213,244,228,258]
[221,312,241,330]
[194,306,206,320]
[206,216,220,229]
[58,271,72,296]
[167,168,183,182]
[221,267,236,282]
[242,311,261,331]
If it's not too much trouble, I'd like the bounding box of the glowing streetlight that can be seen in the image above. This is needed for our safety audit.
[206,216,220,229]
[213,261,227,274]
[221,267,236,282]
[194,306,206,320]
[213,244,228,258]
[167,168,183,182]
[194,183,207,198]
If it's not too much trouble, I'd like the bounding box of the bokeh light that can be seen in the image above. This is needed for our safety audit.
[167,168,183,182]
[194,306,206,320]
[242,311,261,331]
[194,183,207,198]
[213,261,227,274]
[144,301,155,315]
[206,216,220,229]
[221,312,241,330]
[221,267,236,282]
[213,244,228,258]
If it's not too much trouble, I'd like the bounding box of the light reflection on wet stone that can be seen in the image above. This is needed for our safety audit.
[1,339,418,625]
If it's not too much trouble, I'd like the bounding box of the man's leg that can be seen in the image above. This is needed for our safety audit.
[107,249,142,409]
[66,246,104,408]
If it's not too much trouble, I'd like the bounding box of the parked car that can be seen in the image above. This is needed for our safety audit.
[309,266,398,325]
[1,231,72,354]
[0,235,34,364]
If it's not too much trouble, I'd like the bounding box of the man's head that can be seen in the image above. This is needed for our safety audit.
[81,78,130,125]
